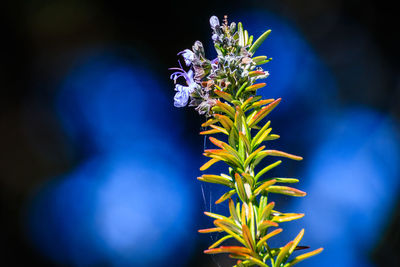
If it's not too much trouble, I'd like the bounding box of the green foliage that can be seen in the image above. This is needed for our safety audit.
[198,83,322,265]
[172,15,322,266]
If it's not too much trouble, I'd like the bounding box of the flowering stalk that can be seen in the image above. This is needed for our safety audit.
[170,15,322,267]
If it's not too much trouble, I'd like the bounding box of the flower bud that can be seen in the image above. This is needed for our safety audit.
[209,16,220,29]
[192,41,205,56]
[229,22,236,34]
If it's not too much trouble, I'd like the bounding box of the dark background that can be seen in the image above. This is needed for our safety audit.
[1,0,399,266]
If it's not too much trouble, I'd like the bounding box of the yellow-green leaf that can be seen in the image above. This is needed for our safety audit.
[209,124,229,135]
[229,253,269,267]
[244,145,266,167]
[252,127,272,149]
[264,134,280,141]
[272,213,305,223]
[214,100,235,118]
[200,158,220,171]
[241,203,247,225]
[254,179,277,196]
[252,56,267,63]
[198,227,223,233]
[275,241,293,267]
[214,89,234,102]
[248,98,281,128]
[255,160,282,181]
[248,35,254,46]
[249,29,271,55]
[200,128,221,135]
[229,198,241,225]
[203,150,243,170]
[242,224,256,251]
[201,118,218,127]
[267,186,306,197]
[246,109,258,126]
[214,220,246,246]
[241,173,255,188]
[285,248,323,266]
[249,202,257,242]
[229,125,239,149]
[214,114,233,131]
[249,99,275,110]
[198,174,232,187]
[204,211,229,220]
[251,120,271,148]
[253,150,302,167]
[235,173,247,202]
[255,58,273,66]
[221,143,242,163]
[248,71,267,77]
[241,96,255,111]
[258,220,278,232]
[209,137,241,163]
[274,178,299,183]
[238,22,245,47]
[209,235,233,249]
[258,150,303,161]
[256,228,283,250]
[209,136,225,148]
[289,229,304,255]
[215,189,236,204]
[239,131,251,154]
[259,201,275,223]
[245,83,266,92]
[204,246,252,256]
[236,81,249,98]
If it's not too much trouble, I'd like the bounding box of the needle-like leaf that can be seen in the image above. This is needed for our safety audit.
[249,29,271,55]
[258,220,279,232]
[285,248,324,266]
[235,173,247,202]
[256,228,283,250]
[267,186,307,197]
[259,202,275,224]
[198,174,233,187]
[245,83,266,92]
[289,229,304,255]
[198,227,223,233]
[200,158,220,171]
[254,179,277,196]
[214,89,234,102]
[215,189,236,204]
[248,98,281,128]
[229,198,241,225]
[272,213,305,223]
[255,160,282,182]
[215,114,234,131]
[275,241,293,267]
[204,246,252,256]
[242,224,256,251]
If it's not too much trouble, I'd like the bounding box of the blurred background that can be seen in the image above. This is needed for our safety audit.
[1,0,399,266]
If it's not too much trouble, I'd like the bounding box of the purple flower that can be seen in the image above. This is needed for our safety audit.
[170,68,198,107]
[212,33,220,42]
[178,49,195,66]
[173,84,191,107]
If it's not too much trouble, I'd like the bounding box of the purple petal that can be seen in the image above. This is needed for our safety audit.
[173,85,190,107]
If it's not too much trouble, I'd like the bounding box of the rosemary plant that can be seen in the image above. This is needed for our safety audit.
[170,15,323,267]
